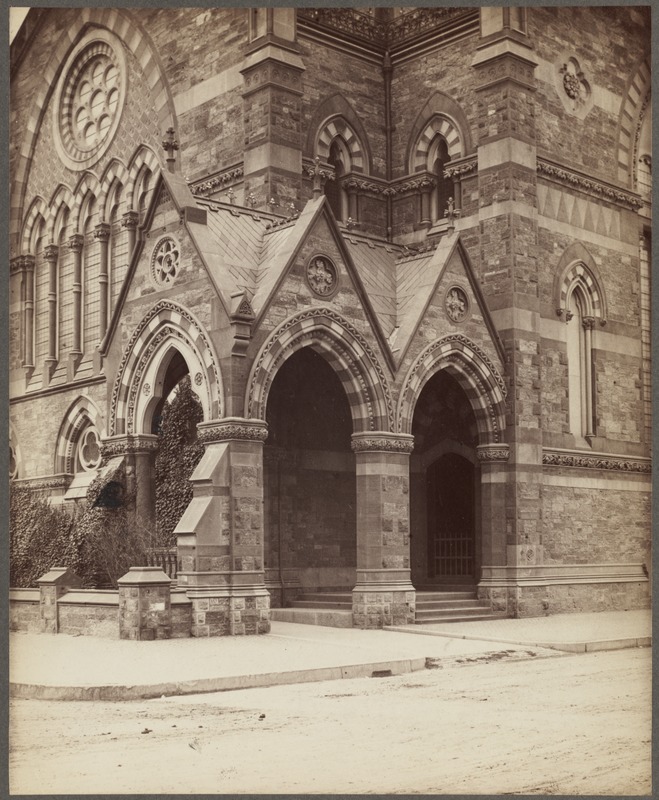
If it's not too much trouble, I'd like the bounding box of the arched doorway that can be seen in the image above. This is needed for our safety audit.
[264,347,356,605]
[410,370,480,587]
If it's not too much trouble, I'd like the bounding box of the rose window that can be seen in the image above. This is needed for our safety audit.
[77,427,102,472]
[53,31,126,171]
[306,255,338,297]
[72,56,120,150]
[152,238,180,286]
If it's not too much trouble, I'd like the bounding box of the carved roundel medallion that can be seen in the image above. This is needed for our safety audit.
[53,30,127,171]
[445,285,470,323]
[306,254,339,297]
[151,236,181,287]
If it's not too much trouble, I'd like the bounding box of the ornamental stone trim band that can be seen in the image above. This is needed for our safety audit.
[351,432,414,453]
[197,418,269,444]
[542,449,651,473]
[537,158,643,210]
[101,434,159,458]
[477,444,510,462]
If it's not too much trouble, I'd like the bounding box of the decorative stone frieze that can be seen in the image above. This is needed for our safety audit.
[542,449,651,473]
[351,432,414,454]
[197,418,269,445]
[443,157,477,180]
[100,434,159,460]
[14,474,73,492]
[537,158,643,210]
[189,165,244,197]
[477,443,510,462]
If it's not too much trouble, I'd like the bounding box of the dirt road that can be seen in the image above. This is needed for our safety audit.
[10,647,650,795]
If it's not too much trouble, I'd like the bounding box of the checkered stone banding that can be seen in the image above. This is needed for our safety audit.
[557,262,606,321]
[412,114,463,172]
[316,117,365,172]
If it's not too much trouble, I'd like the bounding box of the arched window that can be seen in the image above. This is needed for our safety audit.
[325,139,347,221]
[565,284,594,441]
[429,135,455,221]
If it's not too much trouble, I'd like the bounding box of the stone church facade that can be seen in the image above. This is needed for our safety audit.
[9,7,651,635]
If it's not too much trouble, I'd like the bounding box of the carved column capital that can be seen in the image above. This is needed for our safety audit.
[477,443,510,462]
[101,434,160,460]
[582,316,596,330]
[68,233,84,252]
[94,222,111,242]
[197,418,269,445]
[43,244,59,262]
[351,432,415,454]
[121,210,140,230]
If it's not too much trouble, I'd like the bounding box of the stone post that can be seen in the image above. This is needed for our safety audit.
[175,418,270,636]
[117,567,172,640]
[37,567,82,634]
[351,432,416,628]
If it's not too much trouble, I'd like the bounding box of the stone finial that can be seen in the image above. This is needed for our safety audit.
[162,127,179,172]
[226,187,236,205]
[312,155,322,198]
[246,192,257,208]
[444,197,461,231]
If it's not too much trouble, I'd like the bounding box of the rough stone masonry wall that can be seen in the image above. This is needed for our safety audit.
[542,480,650,567]
[530,6,650,174]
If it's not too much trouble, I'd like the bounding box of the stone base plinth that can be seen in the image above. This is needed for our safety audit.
[352,587,416,628]
[189,588,271,637]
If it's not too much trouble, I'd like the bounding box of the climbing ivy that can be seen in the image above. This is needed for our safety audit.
[154,375,204,546]
[9,486,83,587]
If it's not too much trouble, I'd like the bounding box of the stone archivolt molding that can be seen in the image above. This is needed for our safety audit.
[247,307,395,433]
[476,444,510,462]
[537,158,643,210]
[542,449,651,474]
[109,300,222,436]
[351,432,415,454]
[189,165,244,198]
[197,418,269,445]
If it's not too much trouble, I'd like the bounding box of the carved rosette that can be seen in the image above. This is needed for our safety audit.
[445,286,469,323]
[306,255,338,297]
[197,418,269,445]
[477,444,510,462]
[351,432,415,454]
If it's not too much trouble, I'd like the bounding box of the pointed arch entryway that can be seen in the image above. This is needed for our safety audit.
[398,335,507,588]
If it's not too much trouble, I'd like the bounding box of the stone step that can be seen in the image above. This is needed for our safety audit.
[289,600,352,610]
[415,605,493,619]
[415,599,491,610]
[270,608,353,628]
[294,592,352,603]
[415,612,508,624]
[416,592,476,601]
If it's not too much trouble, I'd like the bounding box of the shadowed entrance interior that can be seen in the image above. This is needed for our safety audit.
[410,369,480,588]
[264,347,356,606]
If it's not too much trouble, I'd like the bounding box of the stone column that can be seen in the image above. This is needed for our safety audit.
[68,233,84,378]
[476,443,510,614]
[37,567,82,634]
[94,222,111,339]
[100,434,159,533]
[351,432,416,628]
[117,566,172,640]
[121,210,139,258]
[174,418,270,637]
[43,243,59,382]
[23,255,35,372]
[582,316,595,440]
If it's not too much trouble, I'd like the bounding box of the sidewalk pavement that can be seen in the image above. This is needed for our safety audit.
[9,609,650,702]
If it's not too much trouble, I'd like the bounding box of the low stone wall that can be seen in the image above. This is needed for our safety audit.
[9,589,41,633]
[58,591,121,639]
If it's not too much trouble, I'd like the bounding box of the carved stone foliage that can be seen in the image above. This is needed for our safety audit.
[477,444,510,462]
[351,433,414,454]
[306,255,338,297]
[537,158,643,210]
[543,450,651,473]
[445,286,469,323]
[197,419,268,445]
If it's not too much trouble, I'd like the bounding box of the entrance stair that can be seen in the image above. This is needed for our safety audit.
[269,587,507,627]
